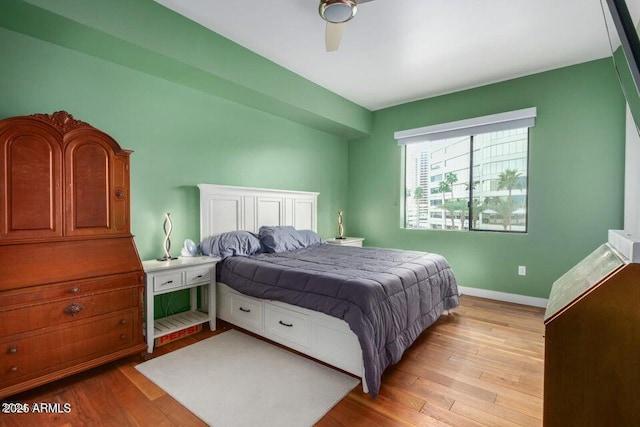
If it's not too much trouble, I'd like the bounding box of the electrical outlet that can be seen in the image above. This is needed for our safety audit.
[518,265,526,276]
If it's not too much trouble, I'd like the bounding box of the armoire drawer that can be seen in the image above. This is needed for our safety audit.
[0,287,139,336]
[1,310,137,386]
[0,272,142,310]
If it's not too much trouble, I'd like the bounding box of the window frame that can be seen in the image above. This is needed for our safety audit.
[398,109,534,234]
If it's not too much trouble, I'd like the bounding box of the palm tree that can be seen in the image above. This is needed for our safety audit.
[444,172,458,201]
[484,196,512,230]
[445,198,469,229]
[442,200,457,228]
[436,181,450,229]
[497,168,523,230]
[470,198,482,229]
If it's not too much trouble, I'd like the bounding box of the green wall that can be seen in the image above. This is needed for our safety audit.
[0,27,349,315]
[347,59,626,299]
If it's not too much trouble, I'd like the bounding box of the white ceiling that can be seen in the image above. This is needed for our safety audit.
[154,0,635,111]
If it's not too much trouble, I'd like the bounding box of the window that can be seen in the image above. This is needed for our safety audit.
[396,108,535,233]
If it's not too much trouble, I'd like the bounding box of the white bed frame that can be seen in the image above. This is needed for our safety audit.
[198,184,367,392]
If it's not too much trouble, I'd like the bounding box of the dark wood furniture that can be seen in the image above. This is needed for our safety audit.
[543,244,640,426]
[0,111,146,399]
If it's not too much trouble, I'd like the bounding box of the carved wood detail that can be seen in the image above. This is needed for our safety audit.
[30,111,91,133]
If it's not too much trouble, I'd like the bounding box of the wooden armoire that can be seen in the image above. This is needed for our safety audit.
[0,111,146,398]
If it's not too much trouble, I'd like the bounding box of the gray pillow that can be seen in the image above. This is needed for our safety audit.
[200,231,262,259]
[298,229,325,247]
[258,226,306,253]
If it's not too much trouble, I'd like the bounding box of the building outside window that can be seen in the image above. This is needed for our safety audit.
[397,108,535,233]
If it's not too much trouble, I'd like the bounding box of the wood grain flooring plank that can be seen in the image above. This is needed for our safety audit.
[153,394,207,426]
[117,364,166,402]
[377,383,427,412]
[347,392,450,427]
[419,401,487,427]
[325,396,409,427]
[451,401,522,427]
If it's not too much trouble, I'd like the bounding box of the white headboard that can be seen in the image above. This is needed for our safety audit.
[198,184,319,240]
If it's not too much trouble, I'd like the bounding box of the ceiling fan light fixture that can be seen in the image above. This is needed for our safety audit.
[319,0,357,24]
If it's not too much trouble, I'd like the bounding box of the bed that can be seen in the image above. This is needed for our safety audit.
[198,184,459,397]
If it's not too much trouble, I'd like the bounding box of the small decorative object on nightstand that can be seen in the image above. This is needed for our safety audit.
[326,237,365,247]
[142,256,219,353]
[157,212,177,261]
[336,211,345,239]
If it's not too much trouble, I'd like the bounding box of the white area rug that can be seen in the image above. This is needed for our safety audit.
[135,330,359,427]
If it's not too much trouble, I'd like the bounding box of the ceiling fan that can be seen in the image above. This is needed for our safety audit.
[318,0,376,52]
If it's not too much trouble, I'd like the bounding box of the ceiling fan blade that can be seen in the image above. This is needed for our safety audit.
[325,22,344,52]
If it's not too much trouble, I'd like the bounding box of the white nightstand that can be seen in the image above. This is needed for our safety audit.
[142,256,219,353]
[325,237,365,247]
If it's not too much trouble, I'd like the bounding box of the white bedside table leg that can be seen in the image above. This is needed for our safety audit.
[146,280,154,353]
[189,287,197,312]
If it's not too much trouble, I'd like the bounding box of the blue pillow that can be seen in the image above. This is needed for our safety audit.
[200,231,262,259]
[298,229,325,247]
[258,226,306,253]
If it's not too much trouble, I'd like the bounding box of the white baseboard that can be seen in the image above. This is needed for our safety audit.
[458,286,548,308]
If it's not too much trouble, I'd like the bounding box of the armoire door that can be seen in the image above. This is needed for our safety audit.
[64,130,130,237]
[0,120,63,241]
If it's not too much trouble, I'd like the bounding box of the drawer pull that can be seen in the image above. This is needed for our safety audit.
[9,366,18,372]
[195,275,203,279]
[7,346,18,354]
[64,302,84,316]
[69,287,79,294]
[119,319,126,325]
[120,334,126,340]
[239,307,251,313]
[164,280,174,285]
[279,320,294,328]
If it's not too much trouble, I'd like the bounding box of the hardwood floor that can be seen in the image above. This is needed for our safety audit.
[0,296,545,426]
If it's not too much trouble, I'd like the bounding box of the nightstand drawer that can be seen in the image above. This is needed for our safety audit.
[152,271,184,292]
[186,266,211,285]
[265,303,310,348]
[325,237,364,247]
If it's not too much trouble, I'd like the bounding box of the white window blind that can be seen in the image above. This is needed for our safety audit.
[395,107,537,145]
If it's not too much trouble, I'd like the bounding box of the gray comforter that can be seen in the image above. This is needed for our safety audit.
[218,244,459,397]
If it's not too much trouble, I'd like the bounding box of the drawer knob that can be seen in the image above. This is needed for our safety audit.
[7,346,18,354]
[64,302,84,316]
[120,334,126,340]
[195,275,203,279]
[119,319,126,325]
[10,366,18,372]
[239,307,251,313]
[69,287,79,294]
[279,320,294,328]
[165,280,173,285]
